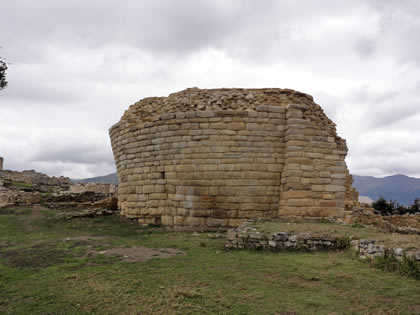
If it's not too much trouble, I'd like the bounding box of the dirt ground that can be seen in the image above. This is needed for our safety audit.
[0,207,186,268]
[87,246,186,262]
[62,235,186,262]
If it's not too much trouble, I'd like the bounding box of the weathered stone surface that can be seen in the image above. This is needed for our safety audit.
[355,239,420,262]
[226,221,348,251]
[109,88,359,228]
[0,169,71,191]
[0,167,117,212]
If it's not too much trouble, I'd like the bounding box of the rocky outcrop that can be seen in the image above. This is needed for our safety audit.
[110,88,359,228]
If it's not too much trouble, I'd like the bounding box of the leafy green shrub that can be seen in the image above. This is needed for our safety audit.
[372,253,420,280]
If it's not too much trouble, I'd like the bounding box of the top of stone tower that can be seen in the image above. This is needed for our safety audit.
[118,88,317,123]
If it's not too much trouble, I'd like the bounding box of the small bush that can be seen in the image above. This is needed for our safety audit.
[336,237,351,250]
[372,253,420,280]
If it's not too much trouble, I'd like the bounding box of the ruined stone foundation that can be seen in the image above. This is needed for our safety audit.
[109,88,358,228]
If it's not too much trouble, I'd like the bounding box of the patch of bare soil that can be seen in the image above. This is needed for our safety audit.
[87,246,186,262]
[0,243,70,268]
[14,205,47,232]
[62,236,107,242]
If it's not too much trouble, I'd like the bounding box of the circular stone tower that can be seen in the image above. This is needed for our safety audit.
[109,88,357,228]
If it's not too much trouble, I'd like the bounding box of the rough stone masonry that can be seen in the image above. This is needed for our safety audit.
[109,88,359,228]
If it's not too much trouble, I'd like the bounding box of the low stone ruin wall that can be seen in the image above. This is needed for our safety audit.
[0,170,71,191]
[0,168,118,212]
[353,239,420,262]
[0,190,44,208]
[0,189,118,211]
[226,222,420,263]
[225,223,348,251]
[341,207,420,235]
[382,213,420,231]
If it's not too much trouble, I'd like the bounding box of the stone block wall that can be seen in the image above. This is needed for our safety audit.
[279,103,349,219]
[110,88,358,228]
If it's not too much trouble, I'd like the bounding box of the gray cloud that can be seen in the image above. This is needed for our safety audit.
[1,0,420,178]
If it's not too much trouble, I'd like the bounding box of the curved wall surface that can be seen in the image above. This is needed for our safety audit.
[109,88,354,228]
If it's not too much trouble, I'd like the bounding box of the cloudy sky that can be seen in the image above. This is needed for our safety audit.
[1,0,420,179]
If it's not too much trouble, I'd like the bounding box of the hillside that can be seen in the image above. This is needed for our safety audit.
[73,173,118,185]
[353,174,420,206]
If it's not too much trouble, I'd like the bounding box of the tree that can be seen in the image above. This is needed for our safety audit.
[410,198,420,214]
[372,197,420,215]
[0,56,7,90]
[372,196,393,215]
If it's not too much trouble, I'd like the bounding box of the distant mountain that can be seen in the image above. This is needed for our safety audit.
[74,172,420,206]
[353,174,420,206]
[73,173,118,185]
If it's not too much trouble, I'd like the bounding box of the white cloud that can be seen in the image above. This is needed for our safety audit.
[0,0,420,178]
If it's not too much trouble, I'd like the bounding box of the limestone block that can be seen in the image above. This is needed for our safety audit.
[220,187,236,196]
[325,185,346,192]
[228,122,246,130]
[287,199,316,207]
[174,216,187,226]
[196,111,215,118]
[207,218,228,227]
[187,217,205,226]
[311,185,325,192]
[143,185,154,194]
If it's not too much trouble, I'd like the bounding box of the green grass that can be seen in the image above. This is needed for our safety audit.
[0,207,419,314]
[4,180,33,189]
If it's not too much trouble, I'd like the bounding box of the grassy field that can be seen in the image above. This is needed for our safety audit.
[0,207,419,314]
